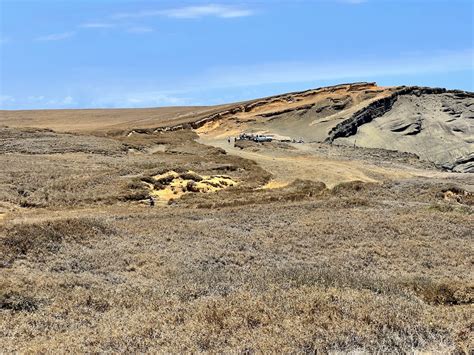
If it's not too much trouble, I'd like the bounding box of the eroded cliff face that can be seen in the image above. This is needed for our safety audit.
[331,88,474,172]
[148,82,387,139]
[192,82,395,142]
[121,83,473,172]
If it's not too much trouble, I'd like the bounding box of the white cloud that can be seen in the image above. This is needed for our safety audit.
[27,95,46,102]
[91,91,189,108]
[62,96,75,105]
[36,32,76,41]
[339,0,368,4]
[125,92,188,106]
[0,36,10,44]
[80,23,115,29]
[112,10,158,19]
[0,95,78,109]
[0,95,15,104]
[162,4,254,18]
[46,96,75,106]
[113,4,255,20]
[127,26,153,34]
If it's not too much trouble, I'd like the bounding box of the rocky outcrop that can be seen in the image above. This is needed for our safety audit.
[325,86,456,143]
[441,154,474,173]
[330,87,474,172]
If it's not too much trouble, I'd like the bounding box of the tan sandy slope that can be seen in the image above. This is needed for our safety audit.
[1,82,472,171]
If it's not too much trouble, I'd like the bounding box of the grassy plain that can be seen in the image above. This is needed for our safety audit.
[1,124,472,352]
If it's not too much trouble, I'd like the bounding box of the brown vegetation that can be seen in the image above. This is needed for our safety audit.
[1,186,473,352]
[0,111,473,352]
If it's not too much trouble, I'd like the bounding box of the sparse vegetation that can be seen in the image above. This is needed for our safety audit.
[0,124,472,353]
[1,217,115,263]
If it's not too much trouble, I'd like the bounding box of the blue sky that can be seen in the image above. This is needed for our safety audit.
[0,0,473,109]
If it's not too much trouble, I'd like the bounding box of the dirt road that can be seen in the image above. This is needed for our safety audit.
[198,136,468,189]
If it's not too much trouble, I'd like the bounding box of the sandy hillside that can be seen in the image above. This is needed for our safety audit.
[2,82,472,172]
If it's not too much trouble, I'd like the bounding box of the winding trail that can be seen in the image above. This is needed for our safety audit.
[198,136,473,190]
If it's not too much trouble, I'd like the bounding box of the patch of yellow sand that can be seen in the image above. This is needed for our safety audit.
[152,187,185,201]
[196,120,221,134]
[261,180,289,189]
[148,171,237,203]
[196,120,242,139]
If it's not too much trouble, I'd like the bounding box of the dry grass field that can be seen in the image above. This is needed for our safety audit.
[1,84,473,353]
[0,106,215,133]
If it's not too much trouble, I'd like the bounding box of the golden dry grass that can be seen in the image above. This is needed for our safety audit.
[0,124,473,353]
[0,106,211,133]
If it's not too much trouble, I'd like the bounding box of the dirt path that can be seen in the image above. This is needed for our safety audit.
[198,137,471,189]
[200,137,400,188]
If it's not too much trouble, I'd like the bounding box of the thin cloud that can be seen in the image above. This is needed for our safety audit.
[113,4,255,20]
[123,92,189,106]
[36,32,76,41]
[0,95,15,104]
[196,49,474,89]
[91,91,190,108]
[339,0,368,4]
[27,95,46,102]
[127,26,153,34]
[80,23,115,29]
[0,36,10,44]
[62,96,75,105]
[162,4,254,18]
[46,96,75,106]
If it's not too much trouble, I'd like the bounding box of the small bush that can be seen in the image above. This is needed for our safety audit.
[127,178,146,190]
[0,291,39,312]
[410,277,474,305]
[332,180,371,194]
[179,171,203,182]
[1,217,115,262]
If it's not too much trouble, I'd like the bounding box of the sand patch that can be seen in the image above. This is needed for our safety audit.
[261,180,289,189]
[196,120,222,135]
[147,170,237,203]
[197,120,242,139]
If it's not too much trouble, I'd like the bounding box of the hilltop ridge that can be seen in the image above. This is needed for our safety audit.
[1,82,473,171]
